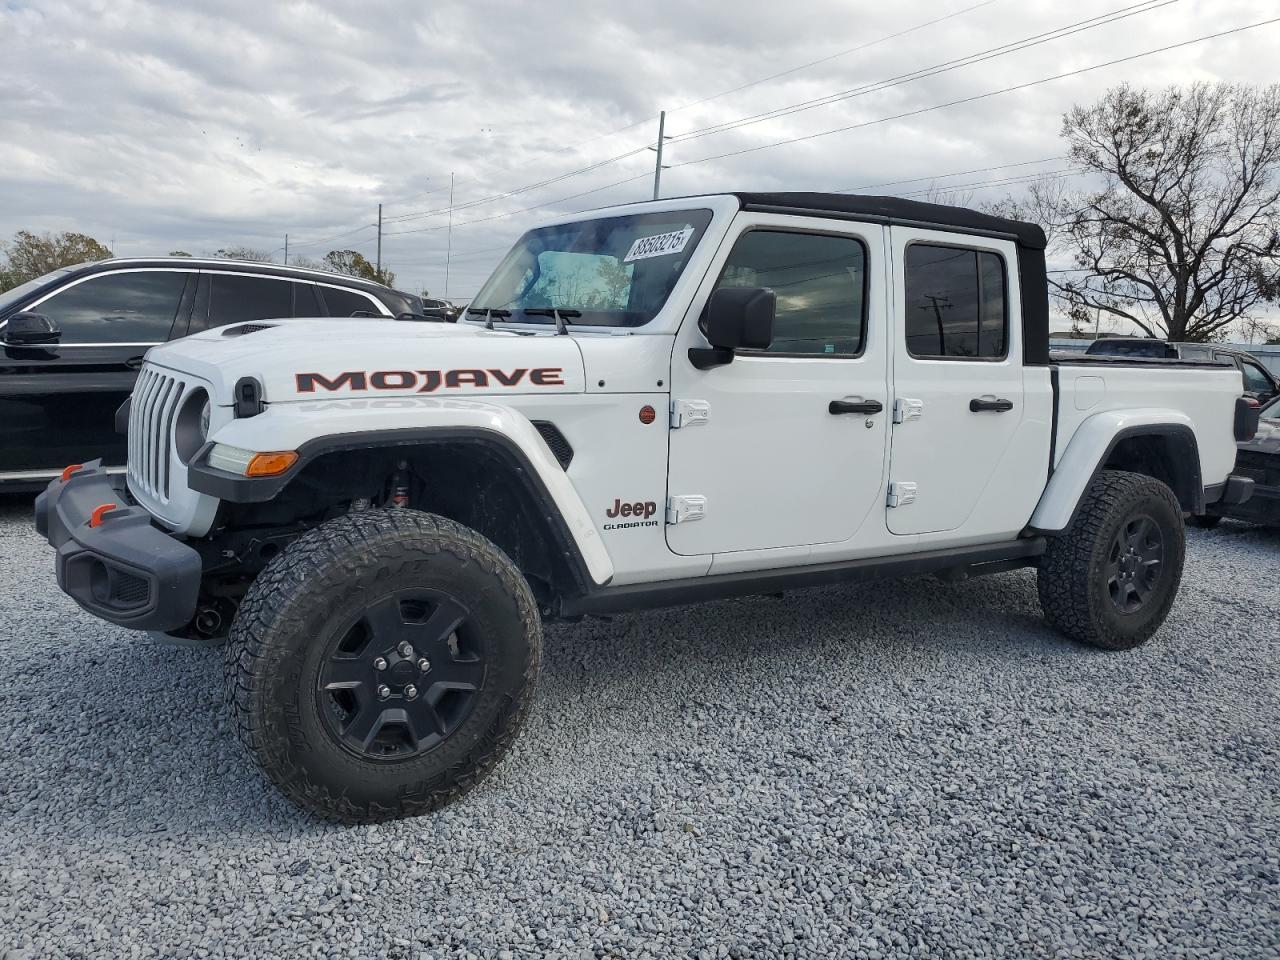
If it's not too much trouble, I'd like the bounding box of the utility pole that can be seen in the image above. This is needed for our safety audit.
[375,203,382,278]
[445,172,455,300]
[283,234,288,266]
[651,111,669,200]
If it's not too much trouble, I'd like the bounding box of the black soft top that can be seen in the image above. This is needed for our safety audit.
[733,193,1048,251]
[728,192,1051,365]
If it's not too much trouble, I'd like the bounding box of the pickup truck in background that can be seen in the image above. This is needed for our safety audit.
[1085,337,1280,405]
[37,192,1257,822]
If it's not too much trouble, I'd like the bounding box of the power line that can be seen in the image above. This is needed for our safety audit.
[669,0,1002,114]
[665,16,1280,174]
[835,157,1065,193]
[284,222,376,252]
[534,1,1002,156]
[378,2,1009,227]
[669,0,1175,145]
[380,143,652,225]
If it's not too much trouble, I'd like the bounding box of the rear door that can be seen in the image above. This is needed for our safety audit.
[886,228,1028,537]
[0,268,193,477]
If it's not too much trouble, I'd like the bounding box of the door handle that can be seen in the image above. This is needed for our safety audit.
[969,397,1014,413]
[125,356,145,370]
[829,398,883,415]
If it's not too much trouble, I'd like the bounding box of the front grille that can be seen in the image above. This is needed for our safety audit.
[128,367,187,502]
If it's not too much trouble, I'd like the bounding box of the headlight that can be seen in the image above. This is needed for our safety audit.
[206,444,298,477]
[175,389,211,464]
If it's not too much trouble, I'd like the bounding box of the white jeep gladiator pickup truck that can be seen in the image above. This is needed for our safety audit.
[37,193,1258,822]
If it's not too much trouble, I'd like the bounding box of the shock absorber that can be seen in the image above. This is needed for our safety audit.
[390,461,410,509]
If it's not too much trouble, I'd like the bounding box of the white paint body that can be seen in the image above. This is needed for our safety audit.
[133,195,1246,589]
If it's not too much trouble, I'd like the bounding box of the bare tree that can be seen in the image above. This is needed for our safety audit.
[1010,83,1280,342]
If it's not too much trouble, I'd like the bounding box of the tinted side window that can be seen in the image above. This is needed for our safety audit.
[208,274,293,328]
[1241,360,1273,394]
[322,287,383,317]
[292,282,322,317]
[34,270,188,343]
[904,245,1007,359]
[714,231,866,356]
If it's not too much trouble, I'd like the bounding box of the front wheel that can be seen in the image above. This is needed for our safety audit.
[1038,470,1185,651]
[224,510,541,822]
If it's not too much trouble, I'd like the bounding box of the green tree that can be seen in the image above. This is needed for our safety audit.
[322,249,396,287]
[0,230,112,290]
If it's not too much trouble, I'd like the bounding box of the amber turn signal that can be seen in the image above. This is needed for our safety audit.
[245,451,299,477]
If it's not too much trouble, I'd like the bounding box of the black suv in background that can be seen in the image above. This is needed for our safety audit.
[1084,337,1279,404]
[0,258,425,490]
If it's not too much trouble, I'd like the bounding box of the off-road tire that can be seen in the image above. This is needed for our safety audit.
[1038,469,1185,651]
[224,509,541,823]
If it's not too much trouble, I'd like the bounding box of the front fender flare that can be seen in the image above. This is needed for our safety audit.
[1029,408,1201,534]
[190,398,614,587]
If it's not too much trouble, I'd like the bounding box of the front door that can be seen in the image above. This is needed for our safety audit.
[885,227,1026,537]
[666,215,890,557]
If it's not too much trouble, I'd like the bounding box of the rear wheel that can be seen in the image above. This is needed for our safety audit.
[1038,470,1185,651]
[225,510,541,822]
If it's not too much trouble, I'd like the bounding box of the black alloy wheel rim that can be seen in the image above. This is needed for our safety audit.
[1105,514,1165,615]
[317,588,486,760]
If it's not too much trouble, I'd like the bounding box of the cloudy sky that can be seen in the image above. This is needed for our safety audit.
[1,0,1277,304]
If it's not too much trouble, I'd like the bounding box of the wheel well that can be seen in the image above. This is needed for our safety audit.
[1101,429,1202,513]
[218,439,589,610]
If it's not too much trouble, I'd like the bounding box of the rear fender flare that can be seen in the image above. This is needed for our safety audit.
[1030,409,1202,534]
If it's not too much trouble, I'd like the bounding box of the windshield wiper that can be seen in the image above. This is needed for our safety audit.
[465,306,512,330]
[521,308,582,335]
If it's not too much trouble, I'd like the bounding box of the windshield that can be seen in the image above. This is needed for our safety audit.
[0,267,75,315]
[469,209,714,327]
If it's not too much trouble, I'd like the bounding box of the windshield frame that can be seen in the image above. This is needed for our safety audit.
[466,206,720,331]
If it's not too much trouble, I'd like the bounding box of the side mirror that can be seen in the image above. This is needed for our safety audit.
[3,312,60,346]
[690,287,776,370]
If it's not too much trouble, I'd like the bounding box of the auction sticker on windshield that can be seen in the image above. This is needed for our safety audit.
[623,226,695,263]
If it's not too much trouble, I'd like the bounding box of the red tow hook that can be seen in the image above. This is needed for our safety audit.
[60,463,84,483]
[88,503,118,528]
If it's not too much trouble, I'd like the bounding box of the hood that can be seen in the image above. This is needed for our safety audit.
[145,318,587,404]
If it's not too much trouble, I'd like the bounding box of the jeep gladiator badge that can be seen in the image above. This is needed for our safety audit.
[604,499,659,531]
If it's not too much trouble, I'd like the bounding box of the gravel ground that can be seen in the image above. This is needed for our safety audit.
[1,495,1277,960]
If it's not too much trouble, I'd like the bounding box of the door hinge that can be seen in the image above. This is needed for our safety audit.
[893,398,924,424]
[670,399,710,429]
[887,482,918,508]
[666,494,707,524]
